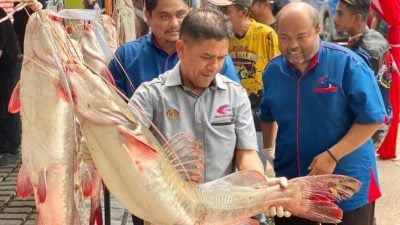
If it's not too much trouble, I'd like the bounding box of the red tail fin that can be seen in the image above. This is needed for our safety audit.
[8,81,21,113]
[16,165,34,199]
[288,174,361,223]
[37,170,47,203]
[80,168,93,198]
[89,201,103,225]
[295,200,343,223]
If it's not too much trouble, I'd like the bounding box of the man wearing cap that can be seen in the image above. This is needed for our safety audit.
[250,0,277,30]
[208,0,279,176]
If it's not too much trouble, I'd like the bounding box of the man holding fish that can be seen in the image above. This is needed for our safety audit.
[130,7,290,225]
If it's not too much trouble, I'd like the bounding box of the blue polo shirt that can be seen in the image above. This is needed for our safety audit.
[108,33,239,97]
[259,41,386,211]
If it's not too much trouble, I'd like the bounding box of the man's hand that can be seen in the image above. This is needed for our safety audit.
[263,147,275,166]
[265,177,291,218]
[308,150,337,176]
[265,206,291,218]
[266,177,288,188]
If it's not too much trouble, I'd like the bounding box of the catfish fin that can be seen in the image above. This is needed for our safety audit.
[78,107,137,130]
[163,132,204,184]
[8,81,21,113]
[100,67,116,86]
[294,200,343,224]
[89,201,103,225]
[236,218,260,225]
[16,164,34,199]
[118,125,159,159]
[80,163,93,198]
[200,170,268,191]
[290,174,362,201]
[37,170,47,203]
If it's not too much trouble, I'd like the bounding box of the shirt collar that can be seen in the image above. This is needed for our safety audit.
[164,62,227,90]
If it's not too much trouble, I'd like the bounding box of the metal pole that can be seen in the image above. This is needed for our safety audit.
[104,187,111,225]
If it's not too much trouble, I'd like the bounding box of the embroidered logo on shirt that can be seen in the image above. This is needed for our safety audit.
[314,75,338,93]
[217,104,233,115]
[212,104,235,126]
[166,108,179,120]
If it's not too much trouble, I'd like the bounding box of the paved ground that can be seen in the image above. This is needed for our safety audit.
[0,146,399,225]
[0,153,132,225]
[375,151,400,225]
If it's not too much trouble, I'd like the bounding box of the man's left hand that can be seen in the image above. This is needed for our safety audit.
[308,151,337,176]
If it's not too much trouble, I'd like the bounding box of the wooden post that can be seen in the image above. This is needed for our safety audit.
[105,0,112,15]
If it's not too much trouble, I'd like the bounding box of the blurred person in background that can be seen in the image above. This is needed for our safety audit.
[0,7,22,156]
[334,0,392,151]
[250,0,276,30]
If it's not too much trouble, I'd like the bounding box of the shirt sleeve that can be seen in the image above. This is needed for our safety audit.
[234,86,259,151]
[220,55,240,83]
[344,57,387,124]
[258,66,275,123]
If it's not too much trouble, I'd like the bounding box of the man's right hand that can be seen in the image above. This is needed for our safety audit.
[265,177,291,218]
[263,147,275,166]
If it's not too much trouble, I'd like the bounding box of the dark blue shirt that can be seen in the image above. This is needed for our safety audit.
[108,33,239,97]
[259,41,386,211]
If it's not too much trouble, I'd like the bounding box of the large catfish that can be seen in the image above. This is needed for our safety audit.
[9,9,101,225]
[10,10,81,225]
[112,0,136,46]
[68,22,115,85]
[66,61,361,224]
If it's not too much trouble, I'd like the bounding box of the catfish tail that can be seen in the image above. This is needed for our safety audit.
[287,174,361,223]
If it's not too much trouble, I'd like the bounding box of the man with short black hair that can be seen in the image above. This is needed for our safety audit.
[334,0,392,150]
